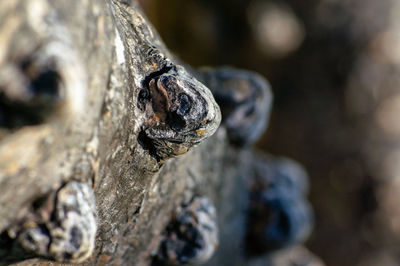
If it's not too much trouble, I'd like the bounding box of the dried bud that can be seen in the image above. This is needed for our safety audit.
[138,64,221,161]
[199,67,272,146]
[155,196,219,265]
[17,181,97,263]
[0,51,63,129]
[0,16,87,130]
[246,155,313,255]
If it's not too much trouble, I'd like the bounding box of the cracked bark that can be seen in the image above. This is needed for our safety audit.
[0,0,320,265]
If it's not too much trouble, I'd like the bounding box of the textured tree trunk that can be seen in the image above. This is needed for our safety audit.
[0,1,320,265]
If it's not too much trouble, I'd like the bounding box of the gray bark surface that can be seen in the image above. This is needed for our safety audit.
[0,0,320,265]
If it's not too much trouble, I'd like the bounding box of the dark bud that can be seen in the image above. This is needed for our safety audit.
[0,52,64,129]
[139,64,221,161]
[198,67,273,146]
[16,182,97,263]
[155,196,219,265]
[246,154,313,255]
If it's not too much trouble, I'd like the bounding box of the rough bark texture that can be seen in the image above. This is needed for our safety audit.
[140,0,400,264]
[0,0,319,265]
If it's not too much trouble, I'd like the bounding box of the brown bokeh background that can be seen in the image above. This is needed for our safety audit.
[139,0,400,265]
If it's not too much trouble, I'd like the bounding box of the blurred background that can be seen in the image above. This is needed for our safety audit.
[138,0,400,265]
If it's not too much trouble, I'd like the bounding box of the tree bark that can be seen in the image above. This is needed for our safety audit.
[0,0,320,265]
